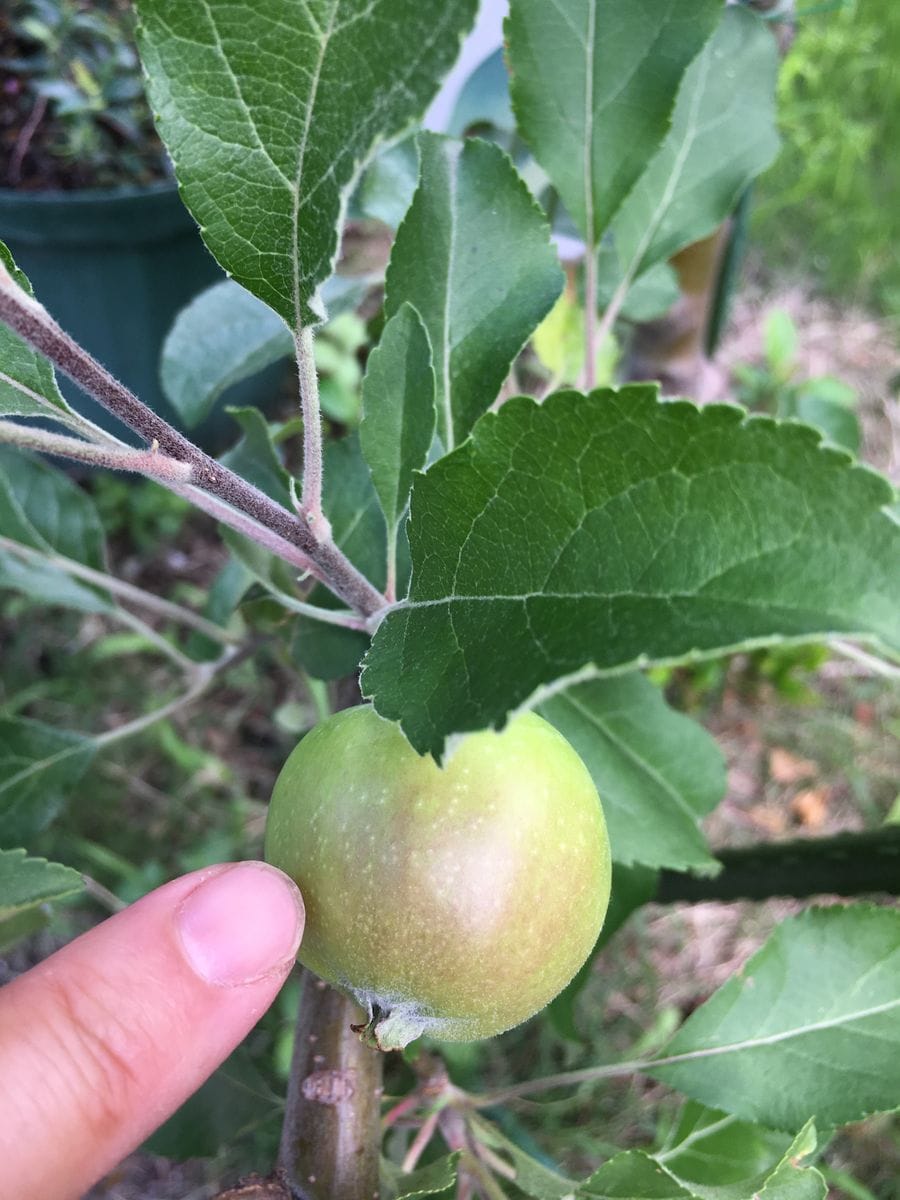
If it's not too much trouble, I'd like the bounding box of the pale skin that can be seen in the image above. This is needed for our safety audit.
[0,861,305,1199]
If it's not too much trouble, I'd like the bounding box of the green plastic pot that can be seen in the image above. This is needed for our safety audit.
[0,180,284,447]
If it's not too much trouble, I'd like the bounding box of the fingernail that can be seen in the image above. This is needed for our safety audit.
[177,862,304,986]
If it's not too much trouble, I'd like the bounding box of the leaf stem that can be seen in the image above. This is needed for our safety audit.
[0,534,237,645]
[583,245,598,390]
[385,523,398,604]
[295,326,331,540]
[0,274,384,617]
[104,604,198,673]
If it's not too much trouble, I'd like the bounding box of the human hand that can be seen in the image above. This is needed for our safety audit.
[0,861,304,1199]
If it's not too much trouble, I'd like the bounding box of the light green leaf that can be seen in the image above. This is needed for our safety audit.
[161,275,370,428]
[579,1122,823,1200]
[658,1103,790,1190]
[539,675,725,873]
[383,1152,461,1199]
[385,132,562,449]
[135,0,478,328]
[218,407,293,507]
[0,847,83,922]
[473,1119,577,1200]
[449,47,514,137]
[0,718,95,843]
[0,241,70,422]
[610,8,779,289]
[362,387,899,758]
[580,1152,697,1200]
[354,138,420,230]
[161,281,293,428]
[651,906,900,1130]
[505,0,721,244]
[360,302,435,539]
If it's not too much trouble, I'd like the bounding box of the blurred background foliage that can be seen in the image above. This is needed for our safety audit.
[753,0,900,316]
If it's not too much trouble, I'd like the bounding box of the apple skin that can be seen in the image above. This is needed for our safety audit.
[264,704,611,1049]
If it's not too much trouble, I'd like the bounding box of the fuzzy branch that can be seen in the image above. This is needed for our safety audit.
[0,274,384,617]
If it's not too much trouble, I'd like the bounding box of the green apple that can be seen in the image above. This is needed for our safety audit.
[264,704,611,1050]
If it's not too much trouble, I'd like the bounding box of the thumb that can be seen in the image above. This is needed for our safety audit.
[0,861,304,1200]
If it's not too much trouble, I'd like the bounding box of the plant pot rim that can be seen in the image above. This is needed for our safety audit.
[0,175,178,206]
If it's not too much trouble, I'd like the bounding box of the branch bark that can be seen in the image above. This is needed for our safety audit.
[278,972,383,1200]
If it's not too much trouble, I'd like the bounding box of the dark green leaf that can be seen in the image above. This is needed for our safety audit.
[363,387,899,758]
[385,133,562,448]
[651,906,900,1130]
[0,448,111,612]
[539,675,725,873]
[136,0,478,326]
[0,241,70,421]
[506,0,721,243]
[0,718,95,843]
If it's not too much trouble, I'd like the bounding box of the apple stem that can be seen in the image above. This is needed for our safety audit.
[278,971,383,1200]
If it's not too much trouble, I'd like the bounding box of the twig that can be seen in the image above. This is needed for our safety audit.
[278,973,382,1200]
[0,534,237,645]
[104,604,197,672]
[0,273,384,617]
[0,419,193,483]
[829,638,900,680]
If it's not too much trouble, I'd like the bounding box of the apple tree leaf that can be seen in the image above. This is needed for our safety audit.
[360,301,435,546]
[361,387,899,758]
[609,7,779,291]
[539,674,725,874]
[0,448,112,612]
[651,905,900,1130]
[0,847,83,921]
[160,275,370,429]
[505,0,721,244]
[0,718,95,844]
[135,0,478,328]
[385,133,562,449]
[0,241,70,422]
[578,1122,823,1200]
[218,406,294,507]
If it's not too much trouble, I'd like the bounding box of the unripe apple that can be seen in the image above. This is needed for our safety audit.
[264,705,611,1049]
